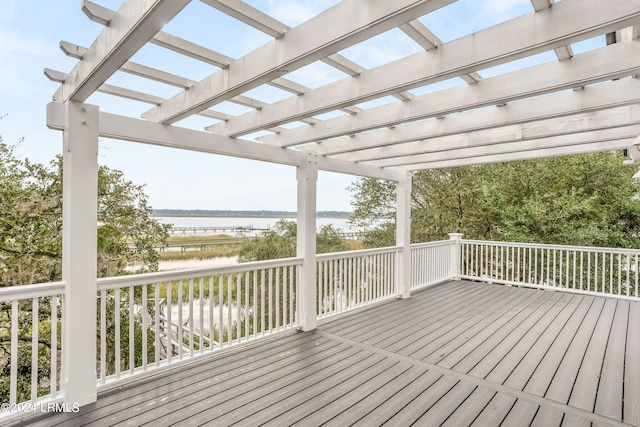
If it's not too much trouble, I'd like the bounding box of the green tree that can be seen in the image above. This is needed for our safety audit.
[238,219,349,262]
[0,138,168,402]
[349,152,640,249]
[0,141,169,285]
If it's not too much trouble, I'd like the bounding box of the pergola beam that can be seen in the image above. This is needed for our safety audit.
[46,68,231,122]
[310,78,640,156]
[401,139,634,170]
[212,0,640,138]
[55,0,191,103]
[259,42,640,146]
[529,0,573,61]
[336,105,640,163]
[142,0,456,124]
[46,102,397,181]
[368,124,640,167]
[57,41,322,123]
[399,19,482,84]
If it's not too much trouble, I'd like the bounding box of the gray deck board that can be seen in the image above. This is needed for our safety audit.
[376,285,511,353]
[8,280,639,427]
[594,299,628,421]
[515,296,593,394]
[321,366,427,427]
[342,282,492,345]
[85,334,345,426]
[381,375,460,426]
[412,381,478,426]
[568,298,618,414]
[320,280,469,337]
[138,343,372,426]
[530,406,565,427]
[438,289,556,370]
[414,287,534,362]
[625,301,640,425]
[440,387,497,427]
[499,399,540,427]
[470,393,517,426]
[452,291,564,375]
[544,297,605,405]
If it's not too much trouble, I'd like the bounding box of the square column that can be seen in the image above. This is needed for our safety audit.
[396,171,412,299]
[297,152,318,331]
[62,101,98,405]
[449,233,464,280]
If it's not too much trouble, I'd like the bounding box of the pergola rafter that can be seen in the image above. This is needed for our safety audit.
[141,0,457,124]
[259,42,640,148]
[223,0,640,139]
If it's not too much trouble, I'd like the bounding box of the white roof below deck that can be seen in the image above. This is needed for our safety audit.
[46,0,640,181]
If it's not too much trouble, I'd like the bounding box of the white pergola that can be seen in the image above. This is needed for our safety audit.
[45,0,640,406]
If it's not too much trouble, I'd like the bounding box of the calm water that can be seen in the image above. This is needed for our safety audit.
[155,216,355,234]
[154,216,356,271]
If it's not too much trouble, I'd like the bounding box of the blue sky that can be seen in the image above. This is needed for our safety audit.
[0,0,605,212]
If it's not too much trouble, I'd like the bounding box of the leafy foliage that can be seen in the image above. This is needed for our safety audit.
[238,219,349,262]
[0,140,169,285]
[349,152,640,249]
[0,137,168,403]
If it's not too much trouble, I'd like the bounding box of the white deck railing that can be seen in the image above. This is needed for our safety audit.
[95,257,302,385]
[410,240,453,290]
[13,236,639,412]
[0,282,64,407]
[460,240,640,300]
[316,246,400,318]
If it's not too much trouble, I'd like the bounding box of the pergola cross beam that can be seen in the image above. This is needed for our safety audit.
[214,0,640,139]
[56,0,191,103]
[141,0,457,124]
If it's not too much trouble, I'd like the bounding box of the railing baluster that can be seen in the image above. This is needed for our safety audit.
[177,280,183,359]
[100,290,106,383]
[142,285,147,370]
[245,271,250,337]
[153,283,160,366]
[31,298,39,401]
[634,254,640,298]
[227,273,232,344]
[275,267,280,331]
[199,277,204,352]
[260,269,265,337]
[237,273,243,340]
[282,268,287,327]
[51,294,58,398]
[129,286,134,374]
[10,300,18,404]
[253,271,258,339]
[115,288,121,379]
[167,282,173,361]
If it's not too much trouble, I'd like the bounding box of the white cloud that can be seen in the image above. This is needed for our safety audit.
[478,0,532,23]
[268,0,341,27]
[0,29,48,56]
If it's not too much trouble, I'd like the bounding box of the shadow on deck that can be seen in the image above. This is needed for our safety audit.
[9,280,640,426]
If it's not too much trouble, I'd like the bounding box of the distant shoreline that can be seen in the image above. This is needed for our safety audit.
[153,210,351,219]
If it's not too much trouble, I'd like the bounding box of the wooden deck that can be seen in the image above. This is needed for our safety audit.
[8,280,640,426]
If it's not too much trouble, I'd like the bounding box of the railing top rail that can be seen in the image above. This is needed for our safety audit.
[462,239,640,256]
[97,257,303,290]
[316,246,402,262]
[410,240,452,249]
[0,281,65,302]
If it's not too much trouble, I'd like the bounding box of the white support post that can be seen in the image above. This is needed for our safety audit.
[62,101,98,406]
[397,172,412,299]
[449,233,464,280]
[297,152,318,331]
